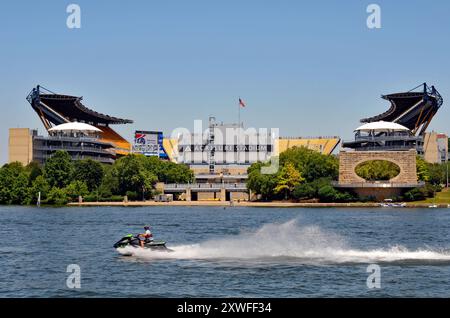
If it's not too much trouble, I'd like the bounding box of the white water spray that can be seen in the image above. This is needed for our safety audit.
[118,219,450,264]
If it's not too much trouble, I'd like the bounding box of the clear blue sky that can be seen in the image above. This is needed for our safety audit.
[1,0,449,163]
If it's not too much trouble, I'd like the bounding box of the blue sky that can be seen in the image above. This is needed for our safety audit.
[1,0,449,163]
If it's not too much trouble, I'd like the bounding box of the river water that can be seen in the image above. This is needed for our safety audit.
[1,206,449,297]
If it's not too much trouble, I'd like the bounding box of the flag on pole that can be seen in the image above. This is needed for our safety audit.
[239,98,246,108]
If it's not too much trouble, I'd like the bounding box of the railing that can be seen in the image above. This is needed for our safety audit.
[34,145,113,155]
[353,135,421,142]
[34,136,113,146]
[348,146,418,152]
[33,153,114,164]
[332,181,425,188]
[164,183,248,191]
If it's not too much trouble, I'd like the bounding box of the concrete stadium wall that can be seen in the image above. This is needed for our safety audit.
[338,150,418,185]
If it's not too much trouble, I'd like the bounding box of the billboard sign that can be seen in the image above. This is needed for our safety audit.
[133,131,163,157]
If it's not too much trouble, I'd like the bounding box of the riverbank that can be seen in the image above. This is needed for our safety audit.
[67,201,450,208]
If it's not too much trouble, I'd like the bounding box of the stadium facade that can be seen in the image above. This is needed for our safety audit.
[157,117,340,201]
[26,85,133,155]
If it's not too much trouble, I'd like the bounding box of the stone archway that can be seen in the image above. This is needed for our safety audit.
[338,150,417,185]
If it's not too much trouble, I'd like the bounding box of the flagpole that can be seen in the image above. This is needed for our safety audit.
[238,98,241,151]
[238,98,241,129]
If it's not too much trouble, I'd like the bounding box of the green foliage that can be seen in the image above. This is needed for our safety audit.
[403,183,442,202]
[292,178,333,200]
[113,155,158,196]
[73,159,104,191]
[246,162,278,200]
[98,165,119,198]
[65,180,89,201]
[248,147,339,201]
[0,162,29,204]
[274,163,304,199]
[280,146,339,182]
[427,163,447,185]
[355,160,400,181]
[126,191,139,201]
[141,156,194,183]
[43,151,74,188]
[27,175,50,205]
[46,187,68,205]
[26,161,43,184]
[416,156,430,182]
[317,185,355,203]
[1,150,196,205]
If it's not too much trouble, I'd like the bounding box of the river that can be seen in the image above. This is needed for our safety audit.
[1,206,449,297]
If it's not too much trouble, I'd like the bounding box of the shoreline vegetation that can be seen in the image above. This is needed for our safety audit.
[1,147,449,207]
[67,200,450,208]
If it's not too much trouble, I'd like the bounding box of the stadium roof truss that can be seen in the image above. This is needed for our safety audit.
[26,85,133,131]
[360,83,443,136]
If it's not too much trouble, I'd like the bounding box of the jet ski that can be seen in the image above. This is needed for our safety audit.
[113,234,172,254]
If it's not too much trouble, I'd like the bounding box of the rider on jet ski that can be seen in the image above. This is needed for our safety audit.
[139,225,153,247]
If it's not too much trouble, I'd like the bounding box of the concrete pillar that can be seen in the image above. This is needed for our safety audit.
[155,182,165,194]
[220,188,226,201]
[186,187,191,202]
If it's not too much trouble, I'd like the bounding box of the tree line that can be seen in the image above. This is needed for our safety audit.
[0,151,194,205]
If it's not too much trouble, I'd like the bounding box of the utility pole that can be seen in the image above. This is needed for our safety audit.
[446,154,449,188]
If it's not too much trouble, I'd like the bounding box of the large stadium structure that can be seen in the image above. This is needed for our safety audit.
[361,83,443,136]
[26,85,133,155]
[343,83,444,153]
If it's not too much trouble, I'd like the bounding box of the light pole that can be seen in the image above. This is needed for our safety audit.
[446,155,449,188]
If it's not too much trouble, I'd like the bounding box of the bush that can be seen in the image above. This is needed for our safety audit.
[126,191,139,201]
[403,183,442,201]
[46,187,68,205]
[65,180,89,201]
[99,195,123,202]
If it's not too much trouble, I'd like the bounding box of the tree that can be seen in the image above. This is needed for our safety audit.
[44,151,74,188]
[274,163,304,200]
[65,180,89,201]
[113,155,158,197]
[26,161,42,184]
[246,162,278,201]
[427,163,446,185]
[98,165,119,198]
[73,159,104,191]
[141,156,194,183]
[280,146,339,182]
[27,175,50,204]
[416,156,430,182]
[0,162,29,204]
[46,187,68,205]
[355,160,400,181]
[292,182,316,200]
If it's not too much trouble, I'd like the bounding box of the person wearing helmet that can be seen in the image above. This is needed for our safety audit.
[139,225,153,247]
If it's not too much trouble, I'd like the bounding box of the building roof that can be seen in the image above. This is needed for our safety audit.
[359,83,443,135]
[48,122,103,133]
[354,121,410,132]
[27,86,133,126]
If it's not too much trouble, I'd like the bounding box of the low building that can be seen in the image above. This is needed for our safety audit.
[423,132,448,164]
[9,123,116,165]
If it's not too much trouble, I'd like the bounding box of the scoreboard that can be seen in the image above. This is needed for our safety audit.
[132,130,167,158]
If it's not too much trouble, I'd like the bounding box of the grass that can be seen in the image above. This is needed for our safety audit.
[411,187,450,204]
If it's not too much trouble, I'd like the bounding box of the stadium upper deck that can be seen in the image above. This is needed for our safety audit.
[361,83,443,136]
[26,85,133,155]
